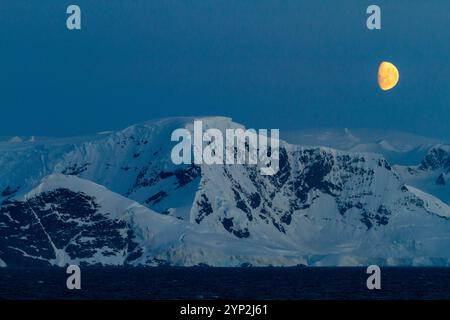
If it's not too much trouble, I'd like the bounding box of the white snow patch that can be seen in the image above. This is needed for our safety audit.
[406,185,450,218]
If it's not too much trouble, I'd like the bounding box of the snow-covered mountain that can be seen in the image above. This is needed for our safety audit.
[2,117,450,267]
[396,144,450,204]
[2,174,306,267]
[283,127,439,165]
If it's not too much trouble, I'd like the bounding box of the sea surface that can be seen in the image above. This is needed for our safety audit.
[0,267,449,300]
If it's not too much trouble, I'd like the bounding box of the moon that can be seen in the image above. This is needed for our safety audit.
[378,61,399,91]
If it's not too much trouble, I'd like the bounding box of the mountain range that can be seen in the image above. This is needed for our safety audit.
[2,117,450,267]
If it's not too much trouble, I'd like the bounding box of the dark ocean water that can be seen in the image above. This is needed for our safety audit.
[0,267,450,300]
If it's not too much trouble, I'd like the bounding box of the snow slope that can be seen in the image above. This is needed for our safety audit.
[406,185,450,218]
[396,145,450,204]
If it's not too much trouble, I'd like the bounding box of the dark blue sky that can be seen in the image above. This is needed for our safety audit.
[0,1,448,137]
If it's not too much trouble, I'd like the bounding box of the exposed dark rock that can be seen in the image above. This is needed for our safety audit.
[62,163,90,175]
[436,173,446,186]
[1,186,20,198]
[0,189,139,267]
[145,191,168,205]
[195,194,213,224]
[221,217,250,238]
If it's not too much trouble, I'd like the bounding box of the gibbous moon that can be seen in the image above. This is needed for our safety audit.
[378,61,399,91]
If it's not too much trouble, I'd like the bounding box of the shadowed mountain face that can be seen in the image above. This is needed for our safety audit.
[2,117,450,267]
[1,189,139,267]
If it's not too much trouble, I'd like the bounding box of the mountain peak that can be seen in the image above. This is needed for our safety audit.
[419,144,450,171]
